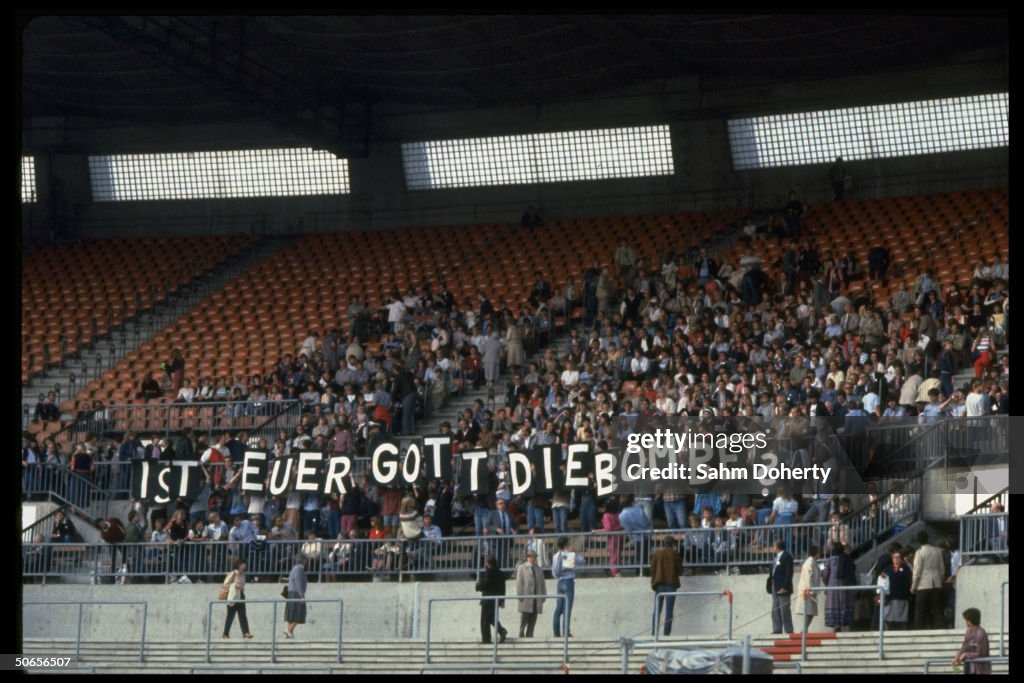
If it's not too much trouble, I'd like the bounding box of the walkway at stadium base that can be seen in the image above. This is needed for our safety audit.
[21,631,1009,674]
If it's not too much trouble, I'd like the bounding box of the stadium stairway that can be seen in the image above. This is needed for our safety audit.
[415,333,574,437]
[21,237,294,425]
[21,631,1008,674]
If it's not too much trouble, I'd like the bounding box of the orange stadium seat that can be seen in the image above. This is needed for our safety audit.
[53,189,1008,409]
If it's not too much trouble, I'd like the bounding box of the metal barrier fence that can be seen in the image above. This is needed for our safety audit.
[66,400,304,442]
[22,467,117,520]
[922,656,1009,674]
[419,663,570,674]
[21,519,925,584]
[802,585,886,661]
[1001,581,1008,657]
[189,668,333,674]
[23,601,148,662]
[204,598,344,664]
[423,594,568,666]
[960,513,1009,562]
[872,416,1009,477]
[654,590,733,641]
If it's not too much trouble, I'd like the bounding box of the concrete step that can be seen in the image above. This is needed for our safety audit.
[23,631,1006,674]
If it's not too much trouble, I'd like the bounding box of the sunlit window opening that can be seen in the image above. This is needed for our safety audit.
[21,156,37,203]
[728,93,1008,170]
[88,148,350,201]
[402,125,675,190]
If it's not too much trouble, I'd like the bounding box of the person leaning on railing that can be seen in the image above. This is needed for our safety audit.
[953,607,991,674]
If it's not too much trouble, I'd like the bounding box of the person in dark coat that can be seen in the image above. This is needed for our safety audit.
[881,549,913,630]
[432,481,454,537]
[476,554,508,645]
[768,539,795,634]
[822,542,856,630]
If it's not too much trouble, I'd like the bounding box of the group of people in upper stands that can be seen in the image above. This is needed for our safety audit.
[24,197,1008,595]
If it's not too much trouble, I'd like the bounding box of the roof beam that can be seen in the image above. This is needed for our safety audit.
[77,15,370,157]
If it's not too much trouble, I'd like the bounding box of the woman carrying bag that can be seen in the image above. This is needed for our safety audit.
[283,556,308,639]
[221,559,253,639]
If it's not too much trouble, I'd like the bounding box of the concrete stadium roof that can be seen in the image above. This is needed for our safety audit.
[21,14,1008,155]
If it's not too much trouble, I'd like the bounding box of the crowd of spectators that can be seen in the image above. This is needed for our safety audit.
[22,199,1009,586]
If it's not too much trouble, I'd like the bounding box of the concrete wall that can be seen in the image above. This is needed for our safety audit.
[23,563,1012,642]
[24,572,791,643]
[923,465,1009,522]
[22,57,1007,239]
[954,564,1009,635]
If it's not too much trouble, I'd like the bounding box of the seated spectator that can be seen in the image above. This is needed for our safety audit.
[300,530,324,578]
[49,509,80,543]
[34,391,59,422]
[328,528,366,580]
[175,378,197,403]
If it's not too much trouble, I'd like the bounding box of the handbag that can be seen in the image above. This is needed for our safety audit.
[281,586,289,599]
[219,570,235,600]
[766,573,774,595]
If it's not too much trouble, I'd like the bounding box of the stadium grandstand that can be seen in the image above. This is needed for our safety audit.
[20,14,1008,675]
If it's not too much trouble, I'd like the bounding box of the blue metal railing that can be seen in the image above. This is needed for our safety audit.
[23,601,148,663]
[424,594,568,666]
[203,598,343,664]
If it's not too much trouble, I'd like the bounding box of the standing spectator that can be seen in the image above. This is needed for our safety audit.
[953,608,991,674]
[615,239,637,280]
[484,498,516,569]
[829,156,846,201]
[228,513,257,569]
[34,391,59,422]
[783,191,804,238]
[221,559,253,639]
[551,536,586,638]
[521,206,543,229]
[911,530,946,630]
[796,545,823,632]
[97,515,127,580]
[22,436,40,500]
[768,539,794,635]
[339,481,362,537]
[379,486,403,537]
[650,536,683,637]
[167,509,190,582]
[481,332,504,388]
[175,428,196,461]
[393,366,418,437]
[117,432,140,495]
[417,513,442,571]
[69,444,95,509]
[694,248,718,284]
[619,496,653,573]
[163,348,185,394]
[505,320,526,374]
[515,548,547,638]
[283,556,308,639]
[821,542,855,632]
[868,245,890,284]
[476,554,508,645]
[881,548,912,631]
[598,497,623,577]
